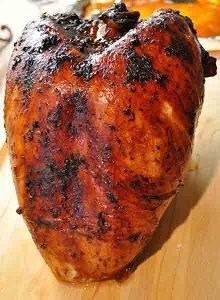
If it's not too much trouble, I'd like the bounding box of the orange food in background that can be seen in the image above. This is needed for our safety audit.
[85,0,220,37]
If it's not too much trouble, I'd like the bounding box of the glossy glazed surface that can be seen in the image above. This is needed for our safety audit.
[4,4,216,282]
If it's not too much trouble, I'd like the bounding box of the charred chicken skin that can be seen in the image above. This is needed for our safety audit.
[4,3,216,282]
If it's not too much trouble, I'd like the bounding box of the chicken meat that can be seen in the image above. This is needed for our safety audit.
[4,3,217,282]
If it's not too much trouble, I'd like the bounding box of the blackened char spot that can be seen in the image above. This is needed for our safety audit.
[123,106,135,121]
[156,20,168,30]
[70,224,78,230]
[40,132,50,147]
[12,55,22,70]
[24,121,39,141]
[15,31,61,101]
[72,177,84,214]
[25,154,85,198]
[51,13,107,55]
[108,124,116,131]
[165,37,193,63]
[47,104,62,128]
[101,145,112,162]
[74,59,96,81]
[157,74,167,87]
[71,36,94,54]
[130,180,141,189]
[36,163,56,197]
[45,51,75,73]
[64,154,85,177]
[40,243,47,249]
[200,45,217,77]
[50,4,139,55]
[16,207,23,215]
[49,207,61,218]
[103,175,112,185]
[36,218,51,227]
[22,60,36,100]
[72,91,88,117]
[99,3,140,35]
[25,179,34,191]
[52,13,81,27]
[106,191,117,203]
[52,14,97,54]
[29,192,36,203]
[125,49,157,83]
[24,130,33,142]
[38,35,60,53]
[37,22,50,32]
[131,34,141,47]
[128,233,140,242]
[22,56,34,71]
[37,87,43,94]
[97,212,109,230]
[66,122,77,136]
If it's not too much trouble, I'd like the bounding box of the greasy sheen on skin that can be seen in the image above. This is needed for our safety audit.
[4,4,216,282]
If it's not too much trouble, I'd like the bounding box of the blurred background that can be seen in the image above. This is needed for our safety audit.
[0,0,219,147]
[86,0,220,37]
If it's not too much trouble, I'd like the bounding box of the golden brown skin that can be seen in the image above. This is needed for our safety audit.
[4,4,216,282]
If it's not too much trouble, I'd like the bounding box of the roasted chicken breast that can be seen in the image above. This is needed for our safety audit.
[4,3,216,282]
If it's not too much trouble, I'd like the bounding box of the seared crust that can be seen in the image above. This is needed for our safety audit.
[4,4,216,282]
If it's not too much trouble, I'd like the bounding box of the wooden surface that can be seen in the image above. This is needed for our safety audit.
[0,59,219,299]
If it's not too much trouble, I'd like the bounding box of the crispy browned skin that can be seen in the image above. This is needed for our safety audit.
[4,4,216,282]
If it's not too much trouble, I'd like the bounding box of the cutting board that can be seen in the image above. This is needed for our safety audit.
[0,59,219,300]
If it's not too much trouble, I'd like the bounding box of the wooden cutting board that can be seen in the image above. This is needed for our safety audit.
[0,60,219,300]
